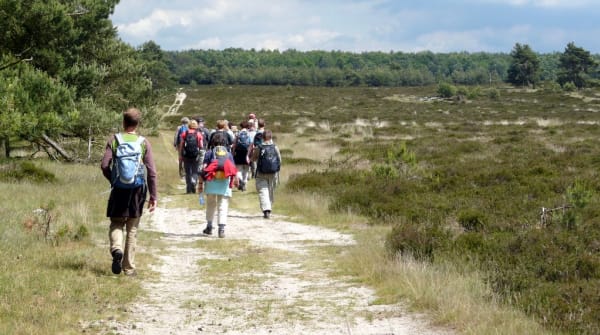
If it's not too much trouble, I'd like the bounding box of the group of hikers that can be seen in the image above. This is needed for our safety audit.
[100,108,281,276]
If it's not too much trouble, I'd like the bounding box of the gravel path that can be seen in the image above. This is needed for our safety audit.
[92,196,453,335]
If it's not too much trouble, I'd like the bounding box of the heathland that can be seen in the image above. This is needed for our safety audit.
[2,84,600,334]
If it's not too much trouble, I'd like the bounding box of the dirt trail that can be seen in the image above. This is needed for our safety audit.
[93,196,453,335]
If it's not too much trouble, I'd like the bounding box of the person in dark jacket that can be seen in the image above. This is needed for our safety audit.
[250,130,281,219]
[100,108,158,276]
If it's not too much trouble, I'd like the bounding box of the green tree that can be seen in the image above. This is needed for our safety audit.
[557,42,598,89]
[138,40,174,90]
[0,61,75,157]
[0,0,158,158]
[507,43,540,88]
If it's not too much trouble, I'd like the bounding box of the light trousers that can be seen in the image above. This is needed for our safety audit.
[255,172,277,212]
[205,194,230,227]
[236,164,250,185]
[109,217,140,275]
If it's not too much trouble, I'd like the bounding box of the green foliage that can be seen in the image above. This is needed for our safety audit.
[0,0,159,159]
[274,85,600,334]
[166,49,514,87]
[386,222,451,261]
[457,209,486,232]
[567,179,592,209]
[562,81,577,92]
[372,163,399,178]
[487,87,500,99]
[437,82,457,98]
[0,161,56,183]
[507,43,540,87]
[557,42,598,88]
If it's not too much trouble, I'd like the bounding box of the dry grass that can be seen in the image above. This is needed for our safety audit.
[331,216,556,335]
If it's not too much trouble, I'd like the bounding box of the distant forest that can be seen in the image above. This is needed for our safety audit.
[159,46,600,87]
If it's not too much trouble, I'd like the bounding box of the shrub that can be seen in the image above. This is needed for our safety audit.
[385,221,451,261]
[457,209,486,232]
[0,161,56,183]
[371,163,399,178]
[487,88,500,100]
[562,81,576,92]
[437,82,457,98]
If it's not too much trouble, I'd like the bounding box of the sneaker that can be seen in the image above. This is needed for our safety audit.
[263,210,271,219]
[218,229,225,238]
[111,250,123,275]
[203,226,213,235]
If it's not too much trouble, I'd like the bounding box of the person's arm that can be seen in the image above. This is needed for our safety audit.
[250,144,258,162]
[100,136,115,182]
[275,145,282,165]
[173,125,181,148]
[178,131,186,159]
[143,139,158,211]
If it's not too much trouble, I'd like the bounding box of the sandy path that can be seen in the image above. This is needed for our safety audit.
[93,196,453,335]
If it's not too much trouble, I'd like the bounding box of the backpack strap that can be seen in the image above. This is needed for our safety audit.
[112,133,146,155]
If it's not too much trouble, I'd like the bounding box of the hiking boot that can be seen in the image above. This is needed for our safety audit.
[218,229,225,238]
[263,210,271,219]
[111,250,123,275]
[203,226,213,235]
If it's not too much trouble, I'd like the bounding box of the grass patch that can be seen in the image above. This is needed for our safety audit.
[0,160,143,334]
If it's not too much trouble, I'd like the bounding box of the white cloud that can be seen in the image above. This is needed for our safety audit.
[111,0,600,53]
[414,29,495,52]
[185,37,222,50]
[116,9,192,39]
[479,0,594,7]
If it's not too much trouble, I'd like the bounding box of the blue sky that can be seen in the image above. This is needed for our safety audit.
[110,0,600,54]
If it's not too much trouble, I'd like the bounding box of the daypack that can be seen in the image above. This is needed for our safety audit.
[253,131,264,147]
[257,144,280,174]
[174,124,188,147]
[111,133,146,189]
[233,131,251,165]
[182,130,201,158]
[201,145,229,180]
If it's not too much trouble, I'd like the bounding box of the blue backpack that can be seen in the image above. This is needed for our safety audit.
[233,131,251,164]
[174,124,188,147]
[111,133,146,189]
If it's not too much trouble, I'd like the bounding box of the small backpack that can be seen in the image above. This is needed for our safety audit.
[257,144,280,174]
[174,124,188,147]
[201,145,229,180]
[233,131,251,165]
[111,133,146,189]
[182,130,201,158]
[253,131,264,147]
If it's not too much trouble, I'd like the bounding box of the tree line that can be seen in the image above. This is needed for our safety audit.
[161,44,599,89]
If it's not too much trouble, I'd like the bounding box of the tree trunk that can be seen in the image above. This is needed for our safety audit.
[87,126,92,161]
[3,137,10,158]
[41,134,72,161]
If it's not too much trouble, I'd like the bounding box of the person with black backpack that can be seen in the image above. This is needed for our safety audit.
[249,118,265,178]
[178,120,204,194]
[193,116,211,167]
[250,130,281,218]
[174,117,189,177]
[232,120,252,191]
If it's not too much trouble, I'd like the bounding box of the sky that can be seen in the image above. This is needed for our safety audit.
[110,0,600,54]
